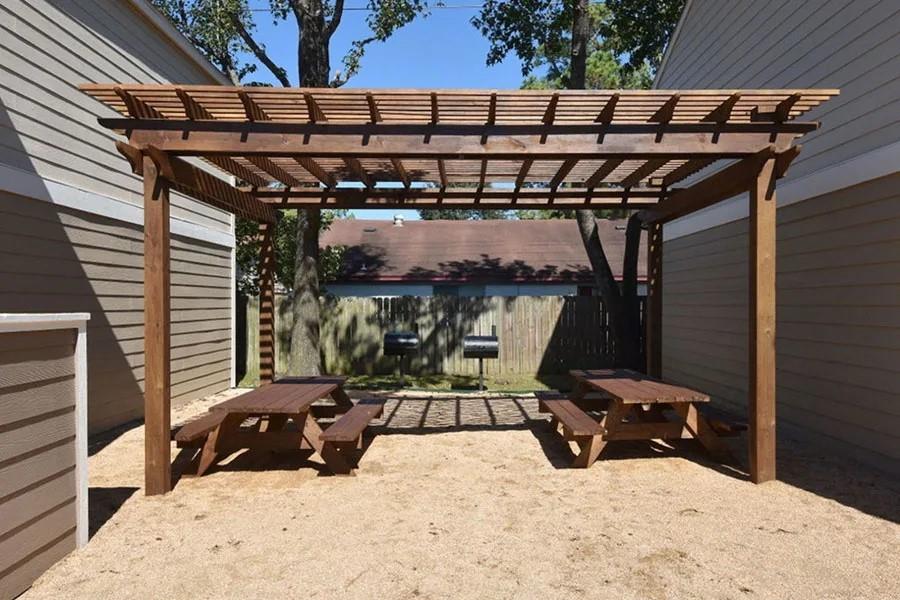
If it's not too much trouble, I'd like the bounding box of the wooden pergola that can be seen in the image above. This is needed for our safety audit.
[81,85,836,495]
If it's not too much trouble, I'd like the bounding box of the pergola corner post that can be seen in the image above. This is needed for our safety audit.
[749,158,778,483]
[258,222,277,384]
[143,155,172,496]
[646,222,663,378]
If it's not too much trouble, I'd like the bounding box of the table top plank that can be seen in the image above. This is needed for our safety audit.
[211,379,340,414]
[570,369,709,404]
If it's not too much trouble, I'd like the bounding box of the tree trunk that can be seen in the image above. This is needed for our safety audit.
[569,0,636,368]
[620,213,644,369]
[569,0,590,89]
[288,209,322,375]
[287,0,331,375]
[575,211,628,365]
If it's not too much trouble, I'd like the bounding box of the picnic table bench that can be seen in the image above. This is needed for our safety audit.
[539,369,732,468]
[174,376,383,476]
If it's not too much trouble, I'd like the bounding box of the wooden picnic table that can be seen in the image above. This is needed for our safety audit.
[175,376,383,476]
[538,369,731,468]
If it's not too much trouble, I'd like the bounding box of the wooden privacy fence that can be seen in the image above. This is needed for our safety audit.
[242,295,643,379]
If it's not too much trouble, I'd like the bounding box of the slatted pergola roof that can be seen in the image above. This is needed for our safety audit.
[80,84,837,496]
[83,85,836,216]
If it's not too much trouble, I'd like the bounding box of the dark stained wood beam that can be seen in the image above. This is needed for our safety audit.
[238,91,271,121]
[542,93,560,125]
[637,146,778,224]
[176,88,214,120]
[584,159,623,188]
[305,92,327,123]
[115,87,164,119]
[246,156,304,187]
[596,93,620,123]
[366,92,382,123]
[749,157,778,484]
[258,195,659,210]
[120,126,808,159]
[258,222,276,384]
[392,158,411,188]
[549,159,578,191]
[650,94,680,123]
[294,157,336,188]
[620,159,668,189]
[207,156,271,188]
[251,187,665,200]
[437,159,448,189]
[645,221,663,378]
[703,93,741,123]
[132,144,276,222]
[142,153,171,496]
[477,160,487,194]
[430,92,439,124]
[343,157,373,188]
[515,159,533,193]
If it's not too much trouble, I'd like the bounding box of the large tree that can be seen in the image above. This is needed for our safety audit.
[153,0,430,375]
[418,209,511,220]
[473,0,683,368]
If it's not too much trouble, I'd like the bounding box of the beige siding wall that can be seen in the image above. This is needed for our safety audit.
[0,0,235,432]
[0,329,78,599]
[663,174,900,471]
[657,0,900,180]
[0,191,233,432]
[0,0,231,230]
[655,0,900,472]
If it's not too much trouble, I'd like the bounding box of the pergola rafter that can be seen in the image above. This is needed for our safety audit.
[81,84,837,496]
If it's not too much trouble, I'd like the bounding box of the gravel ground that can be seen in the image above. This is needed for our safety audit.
[23,389,900,600]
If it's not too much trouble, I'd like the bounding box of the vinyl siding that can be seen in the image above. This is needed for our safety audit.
[0,191,233,432]
[0,0,231,231]
[0,329,78,600]
[654,0,900,472]
[656,0,900,180]
[662,174,900,471]
[0,0,234,433]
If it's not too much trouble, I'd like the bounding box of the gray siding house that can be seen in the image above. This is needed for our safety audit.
[1,0,235,433]
[655,0,899,473]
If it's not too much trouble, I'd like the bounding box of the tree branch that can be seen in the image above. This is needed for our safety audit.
[327,0,345,39]
[229,13,291,87]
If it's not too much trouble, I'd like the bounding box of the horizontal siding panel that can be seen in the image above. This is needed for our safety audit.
[0,498,76,574]
[0,376,75,427]
[0,468,75,538]
[0,529,76,600]
[0,440,74,499]
[0,409,75,464]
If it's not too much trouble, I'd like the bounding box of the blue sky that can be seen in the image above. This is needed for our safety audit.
[243,2,532,220]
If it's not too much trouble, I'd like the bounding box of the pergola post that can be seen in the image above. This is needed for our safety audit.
[142,155,172,496]
[258,222,276,384]
[646,222,663,378]
[749,158,778,483]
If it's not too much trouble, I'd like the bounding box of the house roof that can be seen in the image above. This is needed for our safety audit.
[320,218,647,284]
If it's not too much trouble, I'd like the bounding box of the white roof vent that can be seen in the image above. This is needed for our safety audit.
[393,214,405,227]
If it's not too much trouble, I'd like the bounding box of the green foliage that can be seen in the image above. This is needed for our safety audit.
[417,209,512,220]
[235,210,349,295]
[516,208,629,220]
[473,0,683,89]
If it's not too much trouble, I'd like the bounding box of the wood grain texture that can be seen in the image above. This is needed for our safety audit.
[143,155,172,496]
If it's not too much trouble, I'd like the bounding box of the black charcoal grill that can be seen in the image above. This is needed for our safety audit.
[384,331,419,386]
[463,326,499,391]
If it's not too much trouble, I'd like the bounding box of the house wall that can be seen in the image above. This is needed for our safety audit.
[655,0,900,472]
[0,0,235,432]
[0,328,79,599]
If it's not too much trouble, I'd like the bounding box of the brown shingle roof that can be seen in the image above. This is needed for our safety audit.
[320,218,647,283]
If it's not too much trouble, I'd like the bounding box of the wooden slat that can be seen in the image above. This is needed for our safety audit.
[391,158,411,188]
[619,159,667,188]
[702,93,740,123]
[437,159,448,188]
[143,154,171,496]
[538,397,602,436]
[305,92,327,122]
[206,156,271,188]
[366,92,382,123]
[320,399,384,442]
[343,157,373,188]
[660,158,714,187]
[258,223,276,384]
[114,87,164,119]
[293,157,336,188]
[749,158,777,484]
[176,88,214,120]
[646,222,663,378]
[584,159,623,188]
[515,159,533,191]
[595,93,619,123]
[542,93,560,125]
[246,156,304,188]
[138,145,276,223]
[650,94,680,123]
[238,91,271,121]
[549,159,578,191]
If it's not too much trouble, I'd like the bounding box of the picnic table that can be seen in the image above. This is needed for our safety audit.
[538,369,732,468]
[175,376,384,476]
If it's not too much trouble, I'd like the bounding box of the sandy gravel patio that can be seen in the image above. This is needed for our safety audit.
[22,389,900,600]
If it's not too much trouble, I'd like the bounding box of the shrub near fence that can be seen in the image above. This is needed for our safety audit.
[242,295,639,380]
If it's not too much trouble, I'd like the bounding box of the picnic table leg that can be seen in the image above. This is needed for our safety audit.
[571,434,604,468]
[197,413,246,476]
[293,412,354,475]
[330,387,355,413]
[674,403,734,463]
[262,414,288,433]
